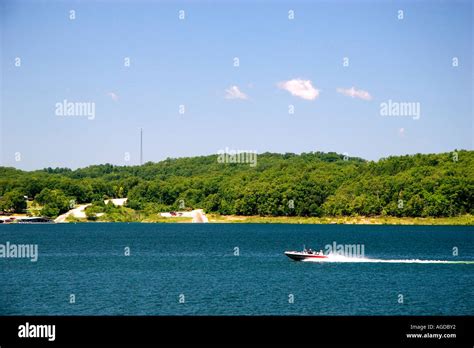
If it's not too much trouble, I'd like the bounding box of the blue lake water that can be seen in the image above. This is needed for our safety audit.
[0,223,473,315]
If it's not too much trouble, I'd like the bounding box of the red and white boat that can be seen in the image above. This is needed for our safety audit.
[284,248,328,261]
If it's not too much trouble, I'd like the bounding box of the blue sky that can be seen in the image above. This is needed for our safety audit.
[1,0,472,170]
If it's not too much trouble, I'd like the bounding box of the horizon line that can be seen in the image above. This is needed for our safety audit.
[1,148,470,172]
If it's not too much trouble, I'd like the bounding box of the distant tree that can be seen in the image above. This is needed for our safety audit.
[0,189,27,213]
[85,209,98,221]
[35,188,71,217]
[40,205,60,217]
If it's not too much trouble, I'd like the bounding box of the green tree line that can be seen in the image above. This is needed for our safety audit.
[0,151,472,218]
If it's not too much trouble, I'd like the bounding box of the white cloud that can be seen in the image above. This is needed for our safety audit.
[225,85,248,100]
[336,87,372,101]
[106,92,119,102]
[277,79,319,100]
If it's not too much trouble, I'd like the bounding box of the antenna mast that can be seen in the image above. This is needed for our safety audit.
[140,128,143,165]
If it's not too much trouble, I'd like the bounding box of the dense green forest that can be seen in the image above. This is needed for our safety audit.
[0,150,472,218]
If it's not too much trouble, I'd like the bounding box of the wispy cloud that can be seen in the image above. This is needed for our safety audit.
[277,79,319,100]
[225,85,248,100]
[106,92,119,102]
[336,87,372,101]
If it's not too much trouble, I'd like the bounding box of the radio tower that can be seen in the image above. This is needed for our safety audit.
[140,128,143,165]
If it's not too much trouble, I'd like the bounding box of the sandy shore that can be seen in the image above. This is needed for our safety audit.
[54,204,91,223]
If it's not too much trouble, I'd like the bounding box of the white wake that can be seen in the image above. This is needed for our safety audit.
[302,254,474,264]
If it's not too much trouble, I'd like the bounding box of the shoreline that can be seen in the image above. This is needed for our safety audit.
[206,214,474,225]
[3,214,473,225]
[62,213,474,225]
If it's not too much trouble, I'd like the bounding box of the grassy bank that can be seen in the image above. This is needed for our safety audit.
[207,214,474,225]
[64,209,474,225]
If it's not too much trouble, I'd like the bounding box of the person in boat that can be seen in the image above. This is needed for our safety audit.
[308,248,313,254]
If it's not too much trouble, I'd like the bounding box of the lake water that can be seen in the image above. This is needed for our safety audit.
[0,223,473,315]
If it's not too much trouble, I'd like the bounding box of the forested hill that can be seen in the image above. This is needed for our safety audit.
[0,151,472,218]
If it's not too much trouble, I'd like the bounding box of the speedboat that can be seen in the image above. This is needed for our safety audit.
[284,248,328,261]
